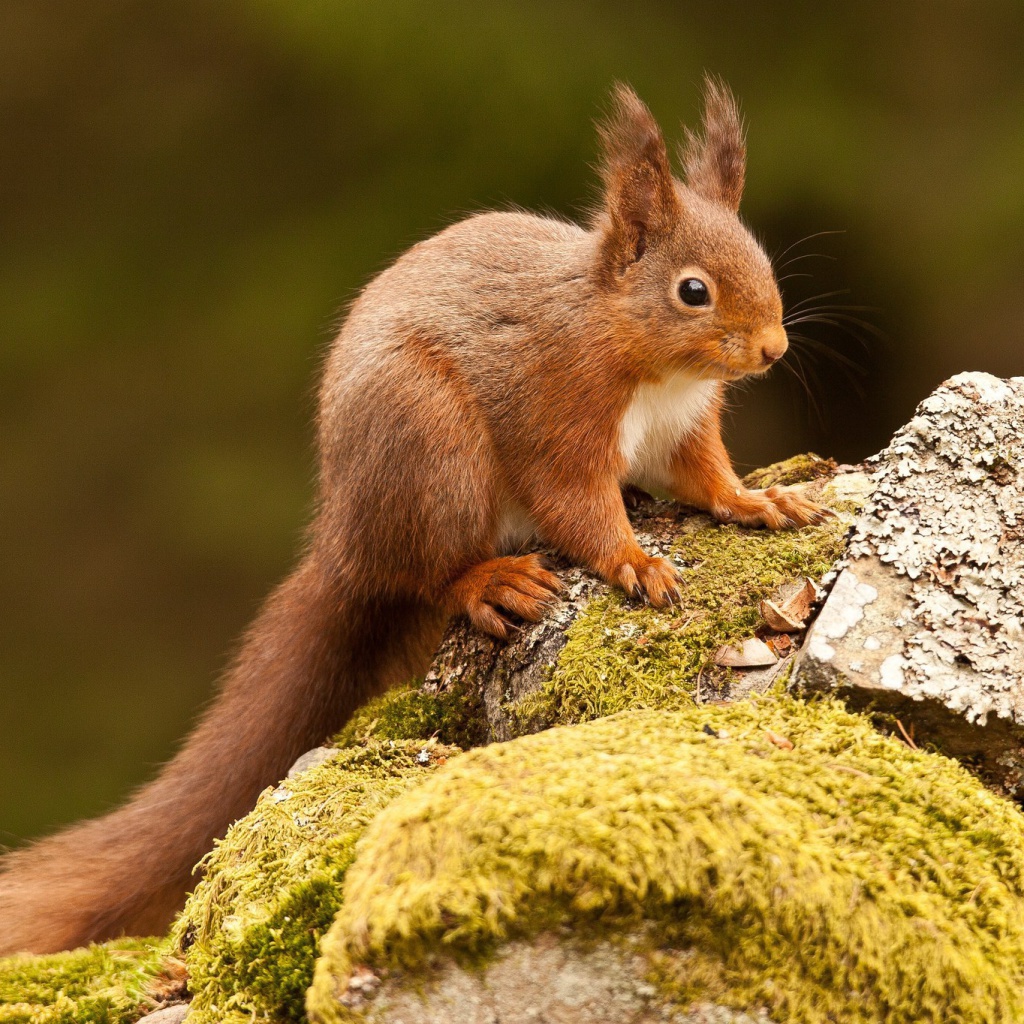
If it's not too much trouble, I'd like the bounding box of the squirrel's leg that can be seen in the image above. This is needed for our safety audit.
[330,350,562,642]
[621,483,653,509]
[668,414,827,528]
[528,476,682,608]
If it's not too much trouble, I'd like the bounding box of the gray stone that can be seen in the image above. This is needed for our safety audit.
[352,936,774,1024]
[287,745,339,778]
[795,372,1024,792]
[135,1006,189,1024]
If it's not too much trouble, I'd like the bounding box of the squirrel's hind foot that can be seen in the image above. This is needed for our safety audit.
[712,485,830,530]
[445,553,563,640]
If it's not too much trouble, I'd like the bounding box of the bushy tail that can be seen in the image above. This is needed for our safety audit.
[0,550,439,955]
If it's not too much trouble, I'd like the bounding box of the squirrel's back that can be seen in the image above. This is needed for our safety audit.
[334,211,594,359]
[317,210,602,515]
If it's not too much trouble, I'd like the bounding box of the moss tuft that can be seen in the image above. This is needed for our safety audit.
[0,938,171,1024]
[334,682,481,749]
[176,741,458,1024]
[514,514,848,728]
[309,699,1024,1024]
[742,453,837,489]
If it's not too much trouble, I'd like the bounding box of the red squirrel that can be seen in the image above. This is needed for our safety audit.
[0,79,825,955]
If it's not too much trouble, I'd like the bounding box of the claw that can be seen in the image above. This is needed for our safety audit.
[450,554,564,641]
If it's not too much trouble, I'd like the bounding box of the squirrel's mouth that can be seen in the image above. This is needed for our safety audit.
[712,328,786,381]
[704,359,763,383]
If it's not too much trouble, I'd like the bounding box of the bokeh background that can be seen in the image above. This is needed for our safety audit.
[3,0,1023,846]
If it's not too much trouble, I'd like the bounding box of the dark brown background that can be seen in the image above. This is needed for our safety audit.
[2,0,1022,844]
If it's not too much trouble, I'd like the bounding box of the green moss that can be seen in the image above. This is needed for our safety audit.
[741,452,837,489]
[308,699,1024,1024]
[513,514,848,729]
[0,938,171,1024]
[176,741,458,1024]
[334,681,483,749]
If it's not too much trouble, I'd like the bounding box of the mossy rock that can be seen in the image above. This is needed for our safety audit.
[0,939,174,1024]
[10,457,1017,1022]
[741,453,838,489]
[0,743,457,1024]
[334,680,484,751]
[536,512,846,727]
[344,480,854,748]
[309,700,1024,1024]
[174,741,457,1024]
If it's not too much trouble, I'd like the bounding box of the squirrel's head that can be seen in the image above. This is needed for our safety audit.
[593,78,785,381]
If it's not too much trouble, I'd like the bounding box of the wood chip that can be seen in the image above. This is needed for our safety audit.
[714,637,778,668]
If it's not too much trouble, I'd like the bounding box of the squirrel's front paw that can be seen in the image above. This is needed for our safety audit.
[611,553,682,608]
[712,485,830,530]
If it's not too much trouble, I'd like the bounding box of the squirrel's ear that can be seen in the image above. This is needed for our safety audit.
[597,83,679,271]
[680,75,746,212]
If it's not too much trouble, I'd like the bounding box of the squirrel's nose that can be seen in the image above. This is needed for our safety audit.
[756,326,788,366]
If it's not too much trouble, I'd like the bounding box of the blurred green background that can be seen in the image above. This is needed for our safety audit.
[2,0,1023,846]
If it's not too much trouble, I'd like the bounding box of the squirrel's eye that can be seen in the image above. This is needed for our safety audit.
[678,278,710,307]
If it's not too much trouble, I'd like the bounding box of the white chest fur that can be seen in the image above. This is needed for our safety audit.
[619,373,717,490]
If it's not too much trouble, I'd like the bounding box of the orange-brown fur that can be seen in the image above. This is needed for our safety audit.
[0,78,825,955]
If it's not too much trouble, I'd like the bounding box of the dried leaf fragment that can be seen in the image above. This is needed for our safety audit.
[760,577,821,632]
[146,955,190,1004]
[760,599,803,632]
[714,637,778,668]
[789,576,821,617]
[765,730,794,751]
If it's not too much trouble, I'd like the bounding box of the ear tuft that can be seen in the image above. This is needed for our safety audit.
[596,84,679,275]
[680,74,746,212]
[598,84,665,180]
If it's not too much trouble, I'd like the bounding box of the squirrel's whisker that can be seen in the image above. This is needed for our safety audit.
[779,352,825,428]
[784,312,883,341]
[773,228,846,265]
[776,251,839,273]
[786,333,867,375]
[784,288,852,314]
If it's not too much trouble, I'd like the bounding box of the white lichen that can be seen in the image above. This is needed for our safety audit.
[801,373,1024,740]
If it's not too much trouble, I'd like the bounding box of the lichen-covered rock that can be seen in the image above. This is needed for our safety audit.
[0,939,174,1024]
[174,741,457,1024]
[795,372,1024,793]
[308,701,1024,1024]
